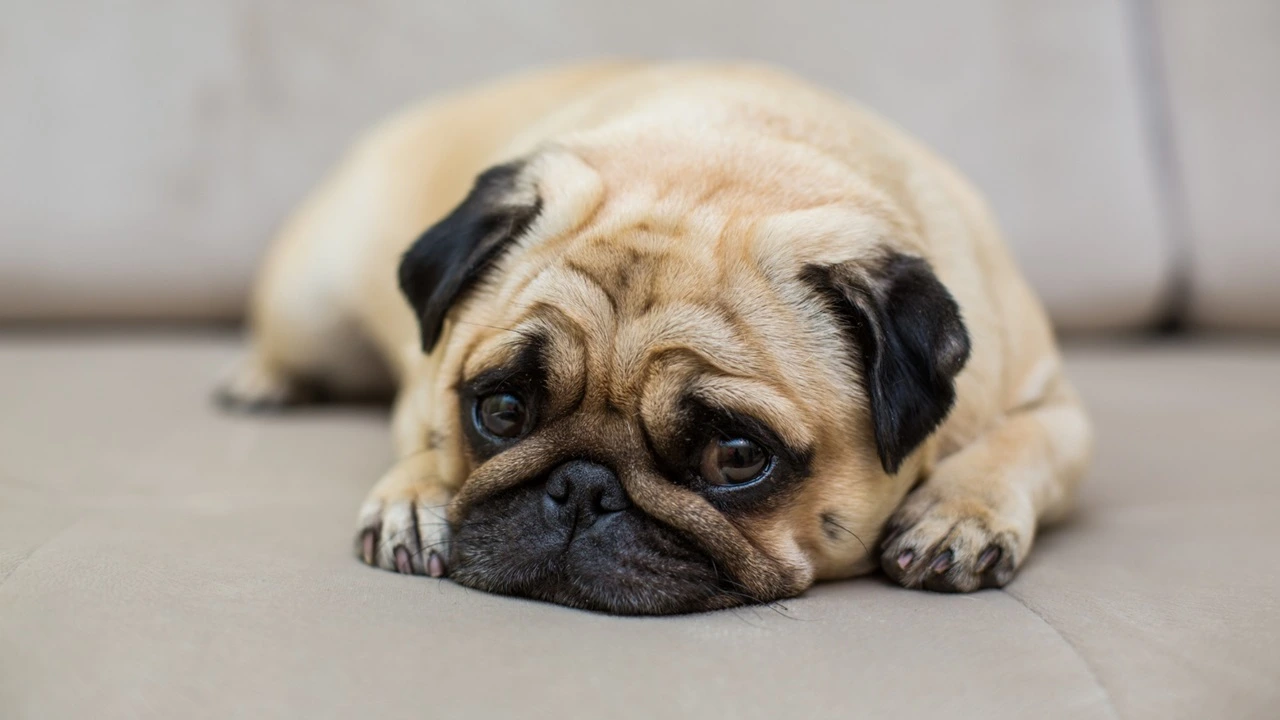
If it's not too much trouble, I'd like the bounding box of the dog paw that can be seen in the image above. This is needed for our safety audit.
[355,472,453,577]
[878,486,1031,592]
[215,356,316,411]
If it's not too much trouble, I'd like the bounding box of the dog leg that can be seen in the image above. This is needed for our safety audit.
[879,378,1092,592]
[355,451,454,577]
[215,351,318,410]
[215,325,389,411]
[215,259,392,411]
[215,156,396,411]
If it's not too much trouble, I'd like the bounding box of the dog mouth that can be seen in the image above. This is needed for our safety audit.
[446,481,754,615]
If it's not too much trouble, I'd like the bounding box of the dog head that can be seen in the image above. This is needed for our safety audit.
[398,140,969,614]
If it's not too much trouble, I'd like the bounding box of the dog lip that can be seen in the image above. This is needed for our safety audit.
[448,480,749,614]
[541,493,631,552]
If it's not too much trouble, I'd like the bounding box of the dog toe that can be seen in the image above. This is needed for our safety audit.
[356,495,451,577]
[215,357,316,411]
[879,491,1027,592]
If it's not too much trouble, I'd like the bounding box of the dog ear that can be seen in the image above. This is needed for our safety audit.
[802,253,971,474]
[398,162,542,352]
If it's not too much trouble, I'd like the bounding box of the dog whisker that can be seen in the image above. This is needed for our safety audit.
[823,516,870,557]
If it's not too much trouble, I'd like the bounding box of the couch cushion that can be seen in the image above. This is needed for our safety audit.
[1156,0,1280,330]
[0,1,1170,331]
[0,334,1276,719]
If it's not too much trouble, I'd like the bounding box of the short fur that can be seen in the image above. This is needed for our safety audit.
[220,62,1093,613]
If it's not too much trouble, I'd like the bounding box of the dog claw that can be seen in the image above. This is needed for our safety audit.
[976,546,1001,573]
[929,550,954,574]
[360,529,377,565]
[428,551,447,578]
[394,545,413,574]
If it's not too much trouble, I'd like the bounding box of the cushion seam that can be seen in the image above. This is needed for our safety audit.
[1123,0,1195,331]
[0,519,83,587]
[1003,589,1122,720]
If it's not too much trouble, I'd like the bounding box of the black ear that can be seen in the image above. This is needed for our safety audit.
[802,253,971,474]
[398,162,542,352]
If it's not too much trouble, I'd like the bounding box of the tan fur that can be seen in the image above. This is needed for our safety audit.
[223,62,1092,603]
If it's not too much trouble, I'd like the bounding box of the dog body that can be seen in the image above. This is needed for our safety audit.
[222,62,1091,613]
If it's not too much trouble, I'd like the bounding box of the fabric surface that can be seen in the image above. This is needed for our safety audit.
[0,334,1276,719]
[1155,0,1280,330]
[0,0,1169,330]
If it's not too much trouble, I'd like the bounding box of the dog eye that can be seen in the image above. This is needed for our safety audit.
[475,393,530,440]
[700,437,770,486]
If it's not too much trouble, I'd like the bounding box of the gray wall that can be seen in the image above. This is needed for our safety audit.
[1,1,1275,330]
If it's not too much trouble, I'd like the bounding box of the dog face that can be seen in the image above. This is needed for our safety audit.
[398,142,969,614]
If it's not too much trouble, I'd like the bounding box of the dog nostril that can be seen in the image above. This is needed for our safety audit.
[545,460,629,522]
[596,487,629,513]
[545,472,570,503]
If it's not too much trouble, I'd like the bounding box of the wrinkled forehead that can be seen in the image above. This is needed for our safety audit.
[450,146,898,438]
[516,143,908,274]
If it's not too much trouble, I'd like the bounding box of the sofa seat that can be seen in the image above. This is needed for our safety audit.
[1,334,1276,719]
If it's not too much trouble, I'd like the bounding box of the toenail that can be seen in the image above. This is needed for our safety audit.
[360,529,376,565]
[428,551,447,578]
[930,550,954,574]
[394,545,412,574]
[977,546,1001,572]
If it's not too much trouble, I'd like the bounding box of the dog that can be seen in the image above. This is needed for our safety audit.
[218,62,1092,614]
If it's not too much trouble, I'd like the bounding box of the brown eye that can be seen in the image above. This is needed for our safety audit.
[700,437,770,486]
[475,393,529,440]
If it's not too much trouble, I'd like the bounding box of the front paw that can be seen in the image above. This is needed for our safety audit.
[878,486,1032,592]
[355,464,453,577]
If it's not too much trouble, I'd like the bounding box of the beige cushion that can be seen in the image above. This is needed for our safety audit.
[1,335,1276,718]
[1156,1,1280,329]
[0,1,1170,331]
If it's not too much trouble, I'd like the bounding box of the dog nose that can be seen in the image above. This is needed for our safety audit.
[545,460,630,532]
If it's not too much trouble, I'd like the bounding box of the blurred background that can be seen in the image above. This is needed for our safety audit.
[2,0,1276,334]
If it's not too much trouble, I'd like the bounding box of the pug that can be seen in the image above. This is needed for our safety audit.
[219,62,1092,614]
